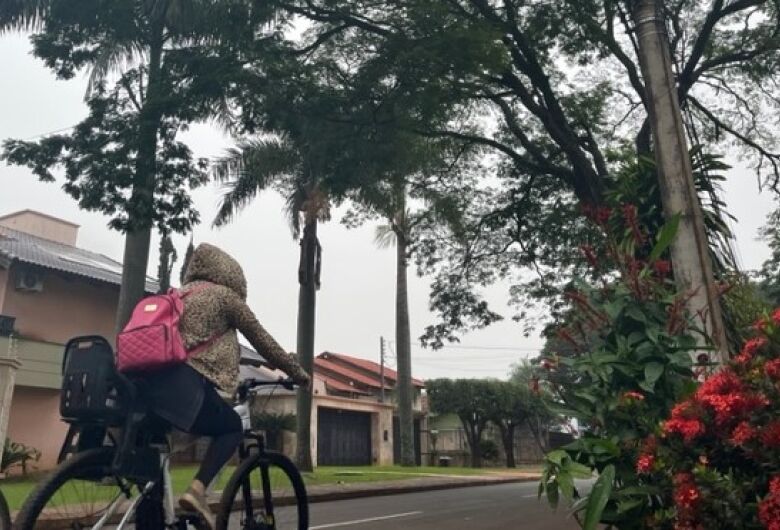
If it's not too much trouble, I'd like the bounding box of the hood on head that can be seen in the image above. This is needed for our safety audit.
[183,243,247,299]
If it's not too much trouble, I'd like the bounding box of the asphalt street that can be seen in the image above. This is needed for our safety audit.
[306,481,582,530]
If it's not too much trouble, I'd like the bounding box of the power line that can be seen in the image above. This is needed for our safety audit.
[413,344,542,352]
[20,124,76,141]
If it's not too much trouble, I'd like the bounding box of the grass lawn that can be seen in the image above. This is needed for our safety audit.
[0,464,540,512]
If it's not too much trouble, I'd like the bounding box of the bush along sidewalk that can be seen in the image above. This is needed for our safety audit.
[634,311,780,529]
[537,205,704,529]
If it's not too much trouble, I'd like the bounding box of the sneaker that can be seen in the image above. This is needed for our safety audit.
[179,487,216,530]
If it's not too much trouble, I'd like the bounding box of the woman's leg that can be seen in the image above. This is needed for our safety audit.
[188,385,243,489]
[179,384,242,529]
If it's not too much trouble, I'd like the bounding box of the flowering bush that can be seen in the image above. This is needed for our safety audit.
[539,205,703,528]
[636,312,780,529]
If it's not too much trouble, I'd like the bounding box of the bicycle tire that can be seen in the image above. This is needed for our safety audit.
[13,447,128,530]
[0,488,10,530]
[217,451,308,530]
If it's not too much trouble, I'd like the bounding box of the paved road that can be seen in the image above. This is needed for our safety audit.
[307,482,581,530]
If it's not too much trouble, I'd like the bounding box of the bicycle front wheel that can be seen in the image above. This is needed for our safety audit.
[13,447,138,530]
[217,451,308,530]
[0,488,10,530]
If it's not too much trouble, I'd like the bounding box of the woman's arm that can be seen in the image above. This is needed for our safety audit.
[227,296,310,385]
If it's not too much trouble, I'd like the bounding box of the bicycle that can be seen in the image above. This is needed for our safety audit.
[13,336,308,530]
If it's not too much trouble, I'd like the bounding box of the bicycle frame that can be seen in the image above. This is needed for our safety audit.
[95,385,273,530]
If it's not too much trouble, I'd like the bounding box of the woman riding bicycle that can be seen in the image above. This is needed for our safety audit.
[140,243,310,529]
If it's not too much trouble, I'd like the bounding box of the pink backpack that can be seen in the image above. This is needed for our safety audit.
[116,282,219,373]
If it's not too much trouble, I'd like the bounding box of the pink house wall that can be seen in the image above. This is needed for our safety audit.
[0,210,79,246]
[2,265,118,344]
[6,386,69,471]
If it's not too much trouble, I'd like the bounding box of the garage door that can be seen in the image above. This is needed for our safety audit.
[317,408,372,466]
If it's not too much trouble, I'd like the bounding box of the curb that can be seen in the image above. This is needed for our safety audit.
[305,476,540,504]
[208,475,540,511]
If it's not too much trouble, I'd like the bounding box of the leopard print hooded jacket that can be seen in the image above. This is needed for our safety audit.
[179,243,309,395]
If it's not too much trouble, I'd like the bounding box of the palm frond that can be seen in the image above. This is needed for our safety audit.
[374,223,396,249]
[86,43,141,97]
[0,0,51,33]
[283,185,307,239]
[211,138,298,228]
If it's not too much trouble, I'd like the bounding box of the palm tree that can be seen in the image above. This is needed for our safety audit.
[374,183,416,466]
[213,136,330,472]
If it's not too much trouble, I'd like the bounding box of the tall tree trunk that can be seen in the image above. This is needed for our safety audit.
[633,0,728,363]
[295,219,318,472]
[395,196,415,466]
[465,422,483,468]
[499,423,516,468]
[115,22,165,333]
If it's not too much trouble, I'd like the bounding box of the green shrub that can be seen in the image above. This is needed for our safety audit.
[2,438,41,475]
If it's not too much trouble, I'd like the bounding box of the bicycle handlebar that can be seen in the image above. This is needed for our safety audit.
[236,377,297,400]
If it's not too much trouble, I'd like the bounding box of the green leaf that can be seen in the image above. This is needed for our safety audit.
[545,450,568,465]
[625,306,646,324]
[546,479,560,508]
[567,462,594,479]
[558,471,574,499]
[584,464,615,530]
[617,497,645,514]
[649,214,680,261]
[644,362,664,387]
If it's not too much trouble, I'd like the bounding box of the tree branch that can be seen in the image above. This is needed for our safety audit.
[689,94,780,188]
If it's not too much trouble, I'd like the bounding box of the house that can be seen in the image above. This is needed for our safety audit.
[253,351,426,467]
[0,210,159,469]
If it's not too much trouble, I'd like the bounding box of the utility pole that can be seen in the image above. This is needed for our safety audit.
[633,0,728,363]
[379,336,386,403]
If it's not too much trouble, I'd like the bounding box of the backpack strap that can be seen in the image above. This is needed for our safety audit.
[177,281,215,299]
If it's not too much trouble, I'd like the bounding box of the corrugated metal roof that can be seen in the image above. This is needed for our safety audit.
[0,225,158,292]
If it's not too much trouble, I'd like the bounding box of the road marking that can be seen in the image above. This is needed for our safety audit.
[310,511,423,529]
[522,494,539,498]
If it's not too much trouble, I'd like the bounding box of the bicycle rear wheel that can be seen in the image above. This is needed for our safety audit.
[13,447,138,530]
[217,451,308,530]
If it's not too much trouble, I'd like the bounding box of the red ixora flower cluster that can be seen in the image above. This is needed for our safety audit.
[662,366,769,442]
[636,453,655,474]
[695,370,769,427]
[759,477,780,530]
[674,472,701,528]
[736,337,768,364]
[644,309,780,529]
[730,421,756,446]
[663,402,706,442]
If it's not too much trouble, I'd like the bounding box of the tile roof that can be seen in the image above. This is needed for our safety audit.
[0,225,158,292]
[314,357,391,390]
[317,373,371,395]
[320,351,425,387]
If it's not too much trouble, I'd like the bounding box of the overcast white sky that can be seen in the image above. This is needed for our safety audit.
[1,33,776,380]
